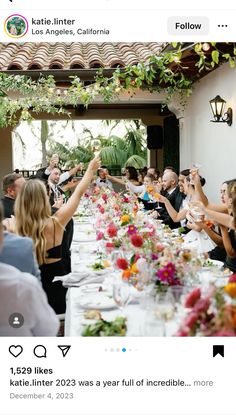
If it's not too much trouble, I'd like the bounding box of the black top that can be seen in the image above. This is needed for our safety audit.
[157,187,185,229]
[46,218,63,259]
[0,196,15,218]
[225,229,236,273]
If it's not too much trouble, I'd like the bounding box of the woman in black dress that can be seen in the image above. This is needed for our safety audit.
[14,157,100,314]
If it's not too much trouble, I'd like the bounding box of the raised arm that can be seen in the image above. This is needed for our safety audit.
[191,201,233,229]
[158,195,187,222]
[55,157,101,226]
[192,173,208,206]
[107,174,125,186]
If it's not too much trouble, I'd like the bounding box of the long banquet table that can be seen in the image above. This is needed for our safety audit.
[64,217,189,337]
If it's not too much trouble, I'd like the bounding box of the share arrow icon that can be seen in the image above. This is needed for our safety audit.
[57,345,71,357]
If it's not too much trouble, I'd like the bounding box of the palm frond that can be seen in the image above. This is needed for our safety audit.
[125,154,147,169]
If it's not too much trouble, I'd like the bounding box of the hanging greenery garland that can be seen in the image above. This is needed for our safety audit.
[0,42,235,128]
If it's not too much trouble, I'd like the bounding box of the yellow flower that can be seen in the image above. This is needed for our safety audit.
[224,283,236,298]
[120,214,130,223]
[130,263,139,274]
[103,260,111,268]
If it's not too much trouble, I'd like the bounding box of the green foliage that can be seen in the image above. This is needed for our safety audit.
[1,43,236,128]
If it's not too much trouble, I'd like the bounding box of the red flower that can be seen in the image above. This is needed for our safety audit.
[105,242,115,252]
[184,288,201,308]
[130,234,143,248]
[107,223,117,238]
[229,274,236,283]
[116,258,129,270]
[102,193,108,202]
[99,206,105,214]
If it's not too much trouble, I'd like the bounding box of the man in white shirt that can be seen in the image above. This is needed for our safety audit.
[0,203,59,336]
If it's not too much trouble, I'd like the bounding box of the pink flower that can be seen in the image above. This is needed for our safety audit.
[193,298,210,314]
[96,231,104,241]
[116,258,129,270]
[134,254,141,262]
[184,288,201,308]
[156,243,165,252]
[156,262,177,285]
[127,225,138,235]
[107,223,117,238]
[175,327,190,337]
[213,330,236,336]
[130,234,143,247]
[184,312,199,329]
[228,273,236,283]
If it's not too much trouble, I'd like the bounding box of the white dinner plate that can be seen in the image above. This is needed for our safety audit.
[202,259,224,268]
[78,292,116,310]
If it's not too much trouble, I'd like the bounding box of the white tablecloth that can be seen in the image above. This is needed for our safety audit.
[64,219,179,336]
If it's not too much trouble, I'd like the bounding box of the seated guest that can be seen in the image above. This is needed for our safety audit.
[1,173,25,218]
[138,168,147,183]
[147,167,160,180]
[108,166,144,193]
[96,166,113,189]
[7,157,100,315]
[157,173,204,226]
[0,230,41,280]
[0,203,59,336]
[138,174,158,211]
[152,171,184,228]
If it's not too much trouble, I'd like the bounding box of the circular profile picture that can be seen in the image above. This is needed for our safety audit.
[4,14,28,38]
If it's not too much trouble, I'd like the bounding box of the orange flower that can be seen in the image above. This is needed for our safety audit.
[122,269,131,280]
[120,214,130,224]
[224,283,236,298]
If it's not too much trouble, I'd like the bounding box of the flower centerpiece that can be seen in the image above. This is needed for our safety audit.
[175,274,236,336]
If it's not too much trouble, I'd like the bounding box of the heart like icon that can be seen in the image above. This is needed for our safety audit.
[9,345,23,358]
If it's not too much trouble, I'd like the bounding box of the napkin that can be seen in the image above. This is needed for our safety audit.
[53,270,110,287]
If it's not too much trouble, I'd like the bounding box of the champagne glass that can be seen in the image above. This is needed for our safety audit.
[154,191,162,210]
[190,163,201,185]
[91,139,101,157]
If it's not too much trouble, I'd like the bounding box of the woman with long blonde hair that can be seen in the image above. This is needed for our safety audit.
[14,156,100,314]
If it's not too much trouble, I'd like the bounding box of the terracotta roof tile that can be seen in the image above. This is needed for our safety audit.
[0,42,165,71]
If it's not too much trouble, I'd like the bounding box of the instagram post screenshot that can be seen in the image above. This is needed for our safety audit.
[0,1,236,418]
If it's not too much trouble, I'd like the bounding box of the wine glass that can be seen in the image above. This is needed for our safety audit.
[109,250,124,271]
[113,280,131,314]
[144,310,165,336]
[91,139,101,157]
[155,291,175,335]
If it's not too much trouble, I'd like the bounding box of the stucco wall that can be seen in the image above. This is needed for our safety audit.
[180,62,236,203]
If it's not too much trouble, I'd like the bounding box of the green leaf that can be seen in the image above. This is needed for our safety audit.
[211,50,219,64]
